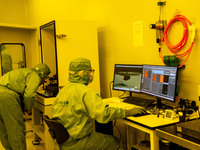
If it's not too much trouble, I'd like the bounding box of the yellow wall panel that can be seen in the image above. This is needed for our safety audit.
[2,0,200,105]
[0,0,27,24]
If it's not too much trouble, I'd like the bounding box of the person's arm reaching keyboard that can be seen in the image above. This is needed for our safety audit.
[125,108,147,117]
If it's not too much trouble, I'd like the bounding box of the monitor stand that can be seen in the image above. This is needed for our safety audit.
[153,98,162,116]
[157,98,162,109]
[129,92,132,97]
[123,91,132,99]
[154,98,172,116]
[157,98,173,109]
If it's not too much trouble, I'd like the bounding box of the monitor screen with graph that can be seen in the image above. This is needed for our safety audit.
[141,65,178,102]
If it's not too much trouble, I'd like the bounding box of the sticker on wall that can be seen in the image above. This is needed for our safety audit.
[133,21,144,47]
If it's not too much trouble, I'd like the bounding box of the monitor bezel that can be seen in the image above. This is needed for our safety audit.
[141,65,178,102]
[112,64,143,93]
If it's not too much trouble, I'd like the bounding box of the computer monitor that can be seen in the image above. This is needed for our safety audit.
[113,64,143,93]
[141,65,178,102]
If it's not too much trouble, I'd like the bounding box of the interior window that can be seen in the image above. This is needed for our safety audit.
[0,43,26,75]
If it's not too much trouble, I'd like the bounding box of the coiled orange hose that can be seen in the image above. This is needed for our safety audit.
[159,15,194,68]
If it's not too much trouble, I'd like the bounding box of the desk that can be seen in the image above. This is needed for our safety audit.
[31,94,56,150]
[103,98,179,150]
[120,115,179,150]
[31,96,179,150]
[156,125,200,150]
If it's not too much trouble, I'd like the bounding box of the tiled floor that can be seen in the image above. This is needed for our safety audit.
[25,121,45,150]
[0,121,45,150]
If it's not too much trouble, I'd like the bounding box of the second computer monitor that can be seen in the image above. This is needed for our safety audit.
[141,65,178,102]
[113,64,143,92]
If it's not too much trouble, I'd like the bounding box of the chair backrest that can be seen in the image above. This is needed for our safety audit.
[43,115,70,144]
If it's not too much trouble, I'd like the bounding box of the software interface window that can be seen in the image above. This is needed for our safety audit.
[141,65,177,101]
[113,65,143,92]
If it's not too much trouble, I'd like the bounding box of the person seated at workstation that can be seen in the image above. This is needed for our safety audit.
[51,58,147,150]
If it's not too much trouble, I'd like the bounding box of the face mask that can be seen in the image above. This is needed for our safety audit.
[89,72,94,83]
[88,68,95,84]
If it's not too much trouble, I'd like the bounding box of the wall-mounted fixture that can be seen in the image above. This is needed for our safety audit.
[149,1,166,45]
[149,20,167,44]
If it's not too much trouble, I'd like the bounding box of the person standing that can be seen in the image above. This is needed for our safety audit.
[0,63,50,150]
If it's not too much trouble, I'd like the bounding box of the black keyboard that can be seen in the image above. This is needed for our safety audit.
[123,97,155,107]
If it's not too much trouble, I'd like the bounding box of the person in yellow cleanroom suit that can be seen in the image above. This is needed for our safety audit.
[51,58,146,150]
[0,63,50,150]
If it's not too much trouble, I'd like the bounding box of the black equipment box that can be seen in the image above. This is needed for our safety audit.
[176,119,200,140]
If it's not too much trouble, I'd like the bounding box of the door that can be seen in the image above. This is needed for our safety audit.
[40,20,58,96]
[40,20,100,94]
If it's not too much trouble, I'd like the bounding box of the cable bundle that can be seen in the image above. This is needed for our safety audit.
[159,15,195,68]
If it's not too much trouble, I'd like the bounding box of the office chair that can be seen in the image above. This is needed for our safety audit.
[43,115,70,145]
